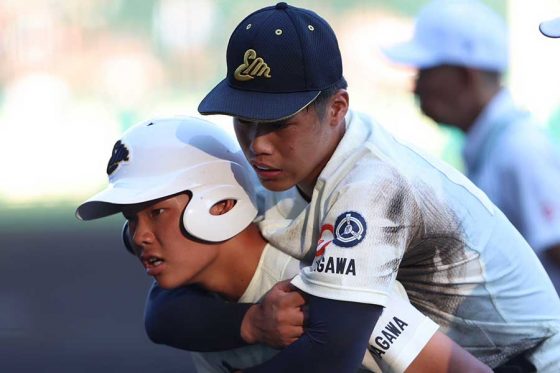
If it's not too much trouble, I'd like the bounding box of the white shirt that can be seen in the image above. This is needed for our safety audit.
[191,244,439,373]
[465,89,560,253]
[464,89,560,292]
[257,110,560,370]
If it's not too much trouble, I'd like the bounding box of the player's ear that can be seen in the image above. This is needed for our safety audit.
[121,221,137,255]
[328,89,349,127]
[209,199,236,216]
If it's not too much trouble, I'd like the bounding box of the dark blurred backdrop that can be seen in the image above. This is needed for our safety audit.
[0,206,196,372]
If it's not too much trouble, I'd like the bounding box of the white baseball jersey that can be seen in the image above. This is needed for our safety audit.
[257,110,560,370]
[191,243,439,373]
[464,89,560,292]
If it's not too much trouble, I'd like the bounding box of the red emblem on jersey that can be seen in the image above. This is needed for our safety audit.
[316,224,334,257]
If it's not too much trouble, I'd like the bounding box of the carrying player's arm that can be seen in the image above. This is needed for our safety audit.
[244,296,383,372]
[147,279,490,373]
[147,281,383,372]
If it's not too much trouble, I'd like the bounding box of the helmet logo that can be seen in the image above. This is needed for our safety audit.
[106,140,130,176]
[234,49,272,81]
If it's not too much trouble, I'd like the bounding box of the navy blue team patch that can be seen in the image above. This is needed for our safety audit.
[106,140,130,176]
[333,211,367,248]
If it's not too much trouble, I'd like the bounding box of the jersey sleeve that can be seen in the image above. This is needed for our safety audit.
[291,172,419,306]
[362,282,440,373]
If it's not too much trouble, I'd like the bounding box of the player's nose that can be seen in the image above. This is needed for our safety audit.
[132,218,155,248]
[249,124,274,155]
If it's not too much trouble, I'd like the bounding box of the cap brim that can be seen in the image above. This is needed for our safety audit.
[540,17,560,38]
[381,41,439,69]
[76,173,184,221]
[198,79,320,122]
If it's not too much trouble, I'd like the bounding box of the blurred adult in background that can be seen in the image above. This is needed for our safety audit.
[384,0,560,293]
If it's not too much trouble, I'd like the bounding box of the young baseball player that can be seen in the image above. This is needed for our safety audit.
[145,3,560,372]
[76,116,490,373]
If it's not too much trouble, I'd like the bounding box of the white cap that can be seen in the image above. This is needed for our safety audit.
[383,0,509,72]
[540,17,560,38]
[76,116,258,242]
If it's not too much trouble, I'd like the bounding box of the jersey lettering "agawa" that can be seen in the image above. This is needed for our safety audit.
[312,256,356,276]
[368,317,409,359]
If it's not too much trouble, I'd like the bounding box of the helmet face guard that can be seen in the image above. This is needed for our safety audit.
[77,116,258,243]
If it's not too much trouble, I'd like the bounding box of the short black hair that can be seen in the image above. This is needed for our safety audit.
[311,77,348,119]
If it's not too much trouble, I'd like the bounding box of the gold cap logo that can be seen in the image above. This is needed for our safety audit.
[234,49,272,81]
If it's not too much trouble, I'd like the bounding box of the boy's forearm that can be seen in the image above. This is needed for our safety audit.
[244,295,382,372]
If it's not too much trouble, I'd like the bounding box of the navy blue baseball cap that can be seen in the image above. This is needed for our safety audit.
[198,2,344,122]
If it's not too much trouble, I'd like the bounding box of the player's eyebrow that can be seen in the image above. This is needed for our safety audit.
[269,118,289,127]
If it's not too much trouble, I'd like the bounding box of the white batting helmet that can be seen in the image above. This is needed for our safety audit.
[76,116,258,242]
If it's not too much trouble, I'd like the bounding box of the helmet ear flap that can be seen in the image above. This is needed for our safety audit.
[183,184,258,242]
[121,221,136,255]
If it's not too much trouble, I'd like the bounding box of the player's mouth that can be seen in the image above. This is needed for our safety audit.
[141,255,165,276]
[252,162,282,179]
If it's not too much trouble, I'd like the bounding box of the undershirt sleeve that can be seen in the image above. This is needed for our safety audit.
[244,294,382,372]
[144,282,252,352]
